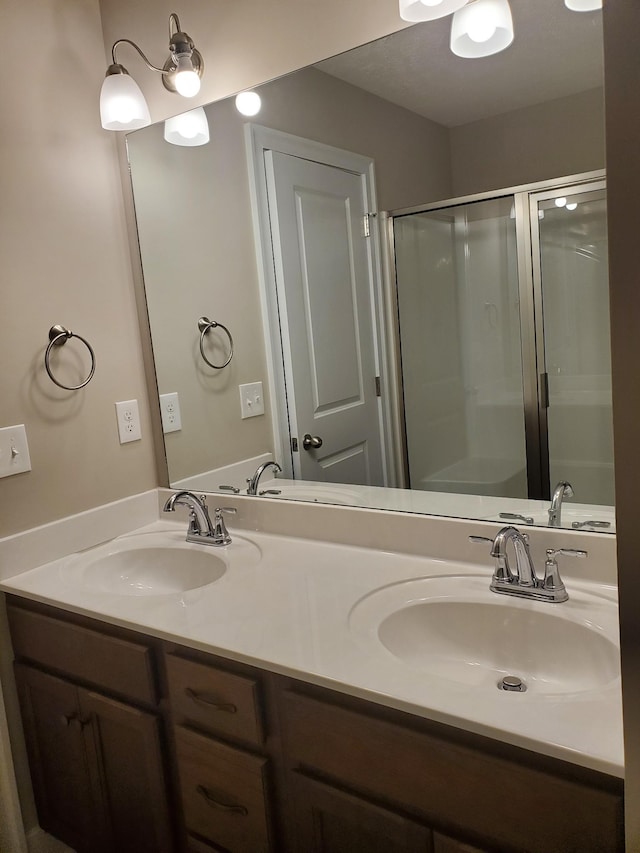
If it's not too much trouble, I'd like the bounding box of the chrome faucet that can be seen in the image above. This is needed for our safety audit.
[470,525,587,603]
[163,491,236,546]
[246,461,282,495]
[548,481,574,527]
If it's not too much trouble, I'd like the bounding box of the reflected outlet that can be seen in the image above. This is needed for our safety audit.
[160,392,182,434]
[239,382,265,419]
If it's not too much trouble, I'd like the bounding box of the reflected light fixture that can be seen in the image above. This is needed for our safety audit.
[450,0,514,58]
[566,202,578,211]
[235,91,262,117]
[555,196,568,207]
[164,107,210,146]
[100,12,204,131]
[565,0,602,9]
[399,0,467,23]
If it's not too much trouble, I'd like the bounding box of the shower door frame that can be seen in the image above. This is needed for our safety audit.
[386,169,606,502]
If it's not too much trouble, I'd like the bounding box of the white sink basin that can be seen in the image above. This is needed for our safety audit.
[350,575,620,696]
[61,530,261,596]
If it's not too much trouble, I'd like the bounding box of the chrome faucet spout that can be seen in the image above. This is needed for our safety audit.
[247,461,282,496]
[548,481,574,527]
[163,490,215,542]
[490,526,537,589]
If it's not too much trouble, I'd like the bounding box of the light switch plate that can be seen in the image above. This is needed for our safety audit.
[239,382,265,419]
[159,392,182,433]
[115,400,142,443]
[0,424,32,478]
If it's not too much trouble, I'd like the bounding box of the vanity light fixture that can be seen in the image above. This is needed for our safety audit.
[399,0,467,23]
[555,196,568,207]
[565,0,602,10]
[100,12,204,132]
[235,91,262,117]
[450,0,514,58]
[164,107,210,146]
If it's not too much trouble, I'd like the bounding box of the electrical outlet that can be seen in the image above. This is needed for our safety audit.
[115,399,142,444]
[0,424,31,478]
[159,392,182,434]
[239,382,265,419]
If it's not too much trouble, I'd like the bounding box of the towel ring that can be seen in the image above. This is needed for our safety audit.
[45,325,96,390]
[198,317,234,369]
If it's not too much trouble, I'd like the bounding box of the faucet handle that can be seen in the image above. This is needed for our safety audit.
[543,547,587,597]
[469,535,493,547]
[218,484,241,494]
[211,507,237,546]
[469,532,514,583]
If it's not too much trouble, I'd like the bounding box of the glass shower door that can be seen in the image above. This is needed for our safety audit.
[394,196,528,498]
[532,184,614,505]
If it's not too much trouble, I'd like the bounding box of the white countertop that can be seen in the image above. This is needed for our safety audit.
[0,516,623,779]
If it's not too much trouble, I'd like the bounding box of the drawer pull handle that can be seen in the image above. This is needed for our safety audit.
[196,785,248,816]
[185,687,237,714]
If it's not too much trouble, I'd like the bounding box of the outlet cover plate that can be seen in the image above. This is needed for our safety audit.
[0,424,31,478]
[159,392,182,433]
[115,400,142,443]
[239,381,265,419]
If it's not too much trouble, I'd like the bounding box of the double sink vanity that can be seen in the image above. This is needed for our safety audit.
[0,490,623,852]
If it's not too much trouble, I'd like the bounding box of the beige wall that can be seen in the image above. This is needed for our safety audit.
[450,87,605,197]
[0,0,157,538]
[127,66,450,484]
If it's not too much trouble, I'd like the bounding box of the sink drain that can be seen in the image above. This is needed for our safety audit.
[498,675,527,692]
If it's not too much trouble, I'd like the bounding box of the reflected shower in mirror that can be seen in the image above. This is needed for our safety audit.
[127,0,613,531]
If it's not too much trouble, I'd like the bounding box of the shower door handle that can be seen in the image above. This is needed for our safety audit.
[302,434,323,451]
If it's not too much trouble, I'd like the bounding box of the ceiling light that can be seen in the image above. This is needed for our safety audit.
[235,91,262,117]
[100,13,204,132]
[564,0,602,10]
[399,0,467,22]
[566,202,578,211]
[555,197,568,207]
[164,107,210,146]
[450,0,514,58]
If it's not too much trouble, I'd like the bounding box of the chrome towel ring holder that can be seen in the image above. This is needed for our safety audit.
[198,317,234,369]
[45,325,96,390]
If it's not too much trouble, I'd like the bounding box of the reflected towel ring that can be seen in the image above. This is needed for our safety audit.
[198,317,234,369]
[45,325,96,390]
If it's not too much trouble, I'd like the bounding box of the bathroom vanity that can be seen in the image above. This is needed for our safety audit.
[5,595,623,853]
[0,501,623,853]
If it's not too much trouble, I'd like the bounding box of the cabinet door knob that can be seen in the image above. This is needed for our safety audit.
[184,687,237,714]
[60,712,76,727]
[196,785,248,816]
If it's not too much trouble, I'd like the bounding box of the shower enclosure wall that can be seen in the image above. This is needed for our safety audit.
[391,172,613,505]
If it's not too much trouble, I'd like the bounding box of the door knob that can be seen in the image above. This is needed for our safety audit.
[302,434,323,450]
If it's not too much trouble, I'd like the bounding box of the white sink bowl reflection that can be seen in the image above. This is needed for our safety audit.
[349,575,620,696]
[62,530,261,596]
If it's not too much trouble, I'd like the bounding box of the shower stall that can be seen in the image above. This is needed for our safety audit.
[391,172,613,505]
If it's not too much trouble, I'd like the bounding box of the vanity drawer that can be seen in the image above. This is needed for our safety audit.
[175,725,273,852]
[165,652,264,745]
[7,604,157,706]
[282,690,623,853]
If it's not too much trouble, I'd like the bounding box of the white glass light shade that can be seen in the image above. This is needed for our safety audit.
[565,0,602,10]
[173,55,201,97]
[399,0,467,22]
[164,107,209,146]
[450,0,514,58]
[235,91,262,117]
[100,72,151,131]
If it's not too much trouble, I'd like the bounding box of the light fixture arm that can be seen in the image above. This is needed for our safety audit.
[109,39,166,74]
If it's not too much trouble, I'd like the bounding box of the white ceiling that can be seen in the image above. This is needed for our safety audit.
[315,0,604,127]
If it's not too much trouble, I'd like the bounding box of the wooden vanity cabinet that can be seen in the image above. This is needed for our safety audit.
[7,600,173,853]
[5,597,625,853]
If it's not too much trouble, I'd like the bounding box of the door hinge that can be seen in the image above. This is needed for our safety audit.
[291,437,299,452]
[363,214,371,238]
[375,376,381,397]
[540,372,549,409]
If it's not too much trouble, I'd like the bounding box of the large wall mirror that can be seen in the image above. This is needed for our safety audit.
[127,0,613,532]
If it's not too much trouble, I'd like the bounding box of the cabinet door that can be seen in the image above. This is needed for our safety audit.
[79,688,174,853]
[433,833,488,853]
[14,664,102,853]
[292,771,432,853]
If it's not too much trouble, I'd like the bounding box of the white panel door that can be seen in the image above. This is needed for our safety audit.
[265,150,384,485]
